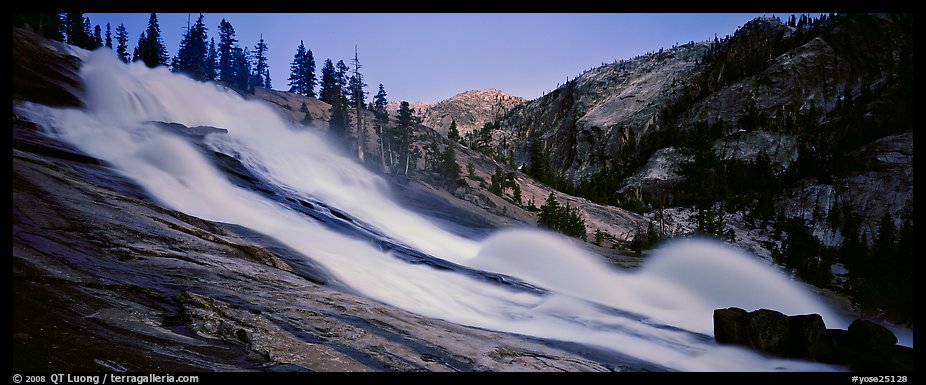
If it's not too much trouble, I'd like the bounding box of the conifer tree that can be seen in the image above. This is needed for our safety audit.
[205,38,218,80]
[115,24,130,63]
[251,34,270,89]
[395,101,417,175]
[287,41,317,96]
[82,17,94,48]
[92,24,103,49]
[104,23,112,48]
[217,19,238,83]
[318,59,337,104]
[438,145,461,189]
[302,48,316,97]
[348,47,368,159]
[232,46,251,91]
[173,14,209,81]
[328,86,350,139]
[373,84,390,170]
[64,13,88,48]
[134,13,168,67]
[447,119,461,142]
[288,41,307,94]
[132,32,145,62]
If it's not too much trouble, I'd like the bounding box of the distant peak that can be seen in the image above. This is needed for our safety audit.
[439,89,525,104]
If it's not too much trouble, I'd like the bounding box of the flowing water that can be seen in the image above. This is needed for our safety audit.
[19,49,902,371]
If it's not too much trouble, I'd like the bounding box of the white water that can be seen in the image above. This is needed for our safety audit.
[18,50,883,371]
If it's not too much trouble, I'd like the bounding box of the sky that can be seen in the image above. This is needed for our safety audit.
[87,13,774,103]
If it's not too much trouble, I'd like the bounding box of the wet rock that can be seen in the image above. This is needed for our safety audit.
[847,319,898,349]
[811,329,852,364]
[747,309,791,356]
[713,308,912,371]
[713,307,750,346]
[788,313,826,358]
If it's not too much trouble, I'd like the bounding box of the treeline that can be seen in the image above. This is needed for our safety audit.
[775,213,913,324]
[13,12,436,173]
[537,193,587,241]
[14,13,267,93]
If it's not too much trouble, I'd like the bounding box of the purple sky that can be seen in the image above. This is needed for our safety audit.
[87,13,776,103]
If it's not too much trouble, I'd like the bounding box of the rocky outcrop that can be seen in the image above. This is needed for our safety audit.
[713,308,912,371]
[498,42,706,181]
[419,89,525,137]
[781,130,914,245]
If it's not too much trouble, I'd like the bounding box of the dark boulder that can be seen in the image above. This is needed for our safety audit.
[713,308,913,372]
[788,313,826,358]
[747,309,791,356]
[848,319,898,349]
[714,307,751,346]
[812,329,852,364]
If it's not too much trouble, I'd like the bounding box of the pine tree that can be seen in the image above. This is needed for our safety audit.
[447,119,461,142]
[217,19,238,83]
[83,17,94,48]
[287,41,316,96]
[251,34,270,89]
[132,32,145,62]
[373,84,389,124]
[512,183,522,205]
[489,166,504,196]
[526,135,548,182]
[115,24,130,63]
[478,122,494,150]
[326,58,352,141]
[318,59,337,104]
[134,13,169,68]
[205,38,218,81]
[92,24,103,49]
[437,145,461,189]
[348,47,368,159]
[348,48,367,108]
[373,84,390,170]
[395,101,417,175]
[104,23,112,48]
[328,87,350,139]
[335,59,350,107]
[538,192,561,229]
[232,46,251,91]
[173,14,209,81]
[64,13,87,48]
[303,48,316,97]
[288,41,308,94]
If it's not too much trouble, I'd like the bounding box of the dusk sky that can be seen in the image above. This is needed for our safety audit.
[87,13,776,103]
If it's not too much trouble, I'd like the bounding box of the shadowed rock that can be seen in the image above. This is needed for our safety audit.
[747,309,791,356]
[713,307,750,346]
[714,308,911,372]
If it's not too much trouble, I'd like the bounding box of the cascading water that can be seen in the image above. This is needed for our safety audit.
[19,49,892,371]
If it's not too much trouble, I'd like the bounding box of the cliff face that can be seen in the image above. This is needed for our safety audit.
[491,13,912,244]
[497,42,706,177]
